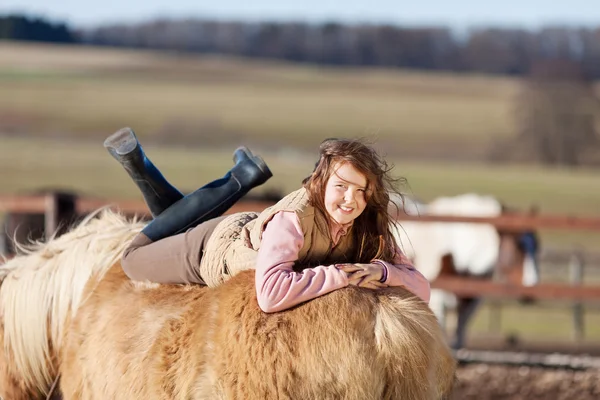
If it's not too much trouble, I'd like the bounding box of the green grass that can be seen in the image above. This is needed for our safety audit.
[465,301,600,342]
[0,41,519,157]
[2,136,598,212]
[397,162,600,215]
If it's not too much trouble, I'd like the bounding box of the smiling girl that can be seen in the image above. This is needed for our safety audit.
[105,130,429,312]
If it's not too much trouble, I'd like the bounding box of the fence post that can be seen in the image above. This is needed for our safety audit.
[44,192,59,240]
[43,191,78,241]
[569,251,585,342]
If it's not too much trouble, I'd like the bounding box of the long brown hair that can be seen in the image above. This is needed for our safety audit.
[302,138,405,263]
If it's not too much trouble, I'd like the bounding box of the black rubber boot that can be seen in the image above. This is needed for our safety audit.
[233,146,252,164]
[104,127,184,217]
[141,155,273,242]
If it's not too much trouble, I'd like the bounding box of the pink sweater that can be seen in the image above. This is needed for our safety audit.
[255,211,431,313]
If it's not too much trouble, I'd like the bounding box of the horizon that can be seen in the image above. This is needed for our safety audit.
[1,1,599,31]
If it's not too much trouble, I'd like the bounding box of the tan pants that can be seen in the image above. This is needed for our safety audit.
[121,215,229,285]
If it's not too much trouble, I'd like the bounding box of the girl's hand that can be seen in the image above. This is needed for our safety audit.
[336,263,388,289]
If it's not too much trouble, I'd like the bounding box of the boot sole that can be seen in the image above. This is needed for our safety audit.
[234,147,273,178]
[104,127,139,156]
[250,155,273,179]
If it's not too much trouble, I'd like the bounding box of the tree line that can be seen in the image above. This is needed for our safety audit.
[82,19,600,79]
[3,13,600,79]
[0,14,74,43]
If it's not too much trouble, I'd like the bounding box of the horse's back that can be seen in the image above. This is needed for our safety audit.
[60,265,213,399]
[61,266,456,400]
[212,272,455,399]
[212,273,384,399]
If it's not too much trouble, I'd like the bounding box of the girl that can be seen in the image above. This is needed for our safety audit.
[104,128,430,312]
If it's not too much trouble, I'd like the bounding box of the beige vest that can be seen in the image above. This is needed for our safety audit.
[198,188,355,287]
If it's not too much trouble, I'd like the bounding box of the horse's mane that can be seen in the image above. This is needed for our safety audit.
[0,209,144,394]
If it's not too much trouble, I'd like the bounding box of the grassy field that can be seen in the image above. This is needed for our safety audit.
[0,41,519,159]
[457,301,600,345]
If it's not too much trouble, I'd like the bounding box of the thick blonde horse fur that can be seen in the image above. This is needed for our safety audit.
[0,210,456,400]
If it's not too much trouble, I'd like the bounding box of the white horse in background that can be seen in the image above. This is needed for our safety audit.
[391,193,540,349]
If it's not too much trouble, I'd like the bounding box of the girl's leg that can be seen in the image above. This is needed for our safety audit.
[121,215,228,284]
[104,127,271,220]
[106,127,272,284]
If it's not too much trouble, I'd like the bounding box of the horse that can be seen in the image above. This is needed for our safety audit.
[0,209,457,400]
[392,193,540,349]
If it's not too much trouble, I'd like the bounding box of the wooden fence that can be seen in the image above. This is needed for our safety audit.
[1,191,600,339]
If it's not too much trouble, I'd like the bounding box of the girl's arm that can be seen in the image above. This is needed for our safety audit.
[255,211,349,313]
[372,248,431,303]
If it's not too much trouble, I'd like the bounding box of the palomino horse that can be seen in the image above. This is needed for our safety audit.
[392,193,540,349]
[0,210,456,400]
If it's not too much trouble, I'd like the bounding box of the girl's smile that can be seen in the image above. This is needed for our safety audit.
[324,162,368,226]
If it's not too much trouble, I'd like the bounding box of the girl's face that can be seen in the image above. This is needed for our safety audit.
[324,162,368,225]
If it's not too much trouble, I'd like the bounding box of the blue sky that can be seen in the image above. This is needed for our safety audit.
[2,0,599,30]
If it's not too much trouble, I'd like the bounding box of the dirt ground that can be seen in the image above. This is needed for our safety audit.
[451,364,600,400]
